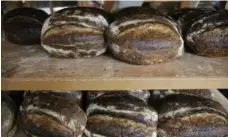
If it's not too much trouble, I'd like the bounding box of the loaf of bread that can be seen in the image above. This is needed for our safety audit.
[85,92,158,137]
[19,91,86,137]
[107,7,184,65]
[41,7,111,58]
[186,10,228,57]
[3,8,48,45]
[24,90,82,106]
[149,89,214,109]
[87,90,150,104]
[170,8,214,36]
[2,95,17,137]
[157,94,228,137]
[151,89,214,100]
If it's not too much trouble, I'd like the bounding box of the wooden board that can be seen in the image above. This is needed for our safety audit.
[12,89,228,137]
[2,41,228,90]
[226,1,228,9]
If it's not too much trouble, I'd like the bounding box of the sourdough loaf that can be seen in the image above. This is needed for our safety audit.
[87,90,150,104]
[24,90,82,106]
[85,92,158,137]
[3,8,48,45]
[186,10,228,57]
[19,91,86,137]
[1,95,17,137]
[170,8,214,36]
[107,7,184,65]
[41,7,111,58]
[151,89,214,100]
[157,94,228,137]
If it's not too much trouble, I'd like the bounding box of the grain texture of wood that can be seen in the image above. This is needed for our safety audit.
[1,41,228,90]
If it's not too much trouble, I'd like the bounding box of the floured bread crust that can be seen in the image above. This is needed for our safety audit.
[186,10,228,57]
[19,91,87,137]
[157,94,228,137]
[41,7,110,58]
[24,90,82,106]
[151,89,214,100]
[87,90,150,104]
[85,92,158,137]
[169,8,215,36]
[107,7,184,65]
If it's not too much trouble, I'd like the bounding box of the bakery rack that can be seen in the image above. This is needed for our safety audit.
[2,41,228,90]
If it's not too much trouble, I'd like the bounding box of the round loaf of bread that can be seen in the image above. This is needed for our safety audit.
[87,90,150,104]
[19,91,87,137]
[41,7,110,58]
[1,95,17,137]
[3,8,48,45]
[24,90,82,106]
[151,89,214,100]
[157,94,228,137]
[186,10,228,57]
[107,7,184,65]
[149,89,214,109]
[85,92,158,137]
[169,8,214,35]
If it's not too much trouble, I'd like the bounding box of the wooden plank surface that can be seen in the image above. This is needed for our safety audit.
[2,41,228,90]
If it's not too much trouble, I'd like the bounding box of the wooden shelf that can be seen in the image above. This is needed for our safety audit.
[2,41,228,90]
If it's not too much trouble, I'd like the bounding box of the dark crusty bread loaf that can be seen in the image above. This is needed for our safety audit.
[107,7,184,65]
[41,7,110,58]
[157,94,228,137]
[151,89,214,100]
[85,92,158,137]
[2,95,17,137]
[24,90,82,106]
[186,10,228,57]
[19,91,86,137]
[169,8,214,36]
[3,8,48,45]
[87,90,150,104]
[149,89,214,109]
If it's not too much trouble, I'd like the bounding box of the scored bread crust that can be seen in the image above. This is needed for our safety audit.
[186,10,228,57]
[41,7,110,58]
[19,92,87,137]
[157,94,228,137]
[107,7,184,65]
[86,92,158,137]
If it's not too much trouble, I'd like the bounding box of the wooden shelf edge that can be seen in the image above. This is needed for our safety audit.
[2,77,228,90]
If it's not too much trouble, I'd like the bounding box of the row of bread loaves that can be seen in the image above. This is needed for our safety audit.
[15,90,228,137]
[3,7,228,65]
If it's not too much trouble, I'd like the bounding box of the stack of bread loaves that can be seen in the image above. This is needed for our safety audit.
[19,91,87,137]
[84,90,158,137]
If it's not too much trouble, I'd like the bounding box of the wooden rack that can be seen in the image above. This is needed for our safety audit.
[2,41,228,90]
